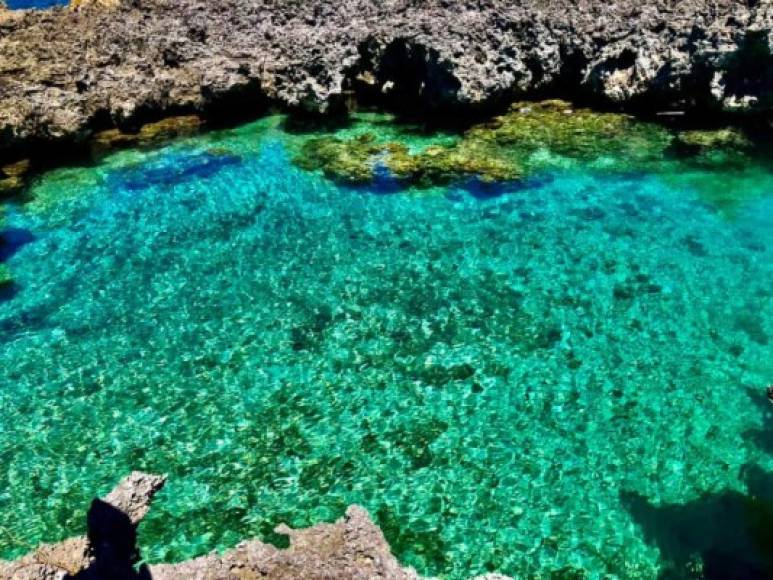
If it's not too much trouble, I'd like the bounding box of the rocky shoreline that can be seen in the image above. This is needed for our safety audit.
[0,473,509,579]
[1,0,772,166]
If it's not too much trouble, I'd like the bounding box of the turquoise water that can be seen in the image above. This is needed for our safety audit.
[1,114,773,577]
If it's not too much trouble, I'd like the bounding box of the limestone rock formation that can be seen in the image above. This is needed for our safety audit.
[0,472,165,579]
[150,505,423,580]
[0,0,771,163]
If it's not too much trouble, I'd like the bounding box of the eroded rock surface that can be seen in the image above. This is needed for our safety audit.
[0,472,165,580]
[0,0,771,162]
[150,506,423,580]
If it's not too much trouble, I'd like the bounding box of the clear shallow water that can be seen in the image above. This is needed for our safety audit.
[1,114,773,577]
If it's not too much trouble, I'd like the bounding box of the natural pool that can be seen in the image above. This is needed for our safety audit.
[1,105,772,578]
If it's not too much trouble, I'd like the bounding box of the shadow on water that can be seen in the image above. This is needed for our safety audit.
[743,388,773,455]
[622,389,773,579]
[0,227,35,304]
[111,151,241,192]
[0,227,36,262]
[345,169,556,199]
[0,284,18,303]
[461,173,555,200]
[68,500,152,580]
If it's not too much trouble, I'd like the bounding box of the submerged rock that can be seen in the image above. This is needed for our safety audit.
[91,115,203,156]
[293,99,672,187]
[295,132,521,186]
[467,101,672,168]
[296,133,385,184]
[0,159,30,195]
[672,128,753,159]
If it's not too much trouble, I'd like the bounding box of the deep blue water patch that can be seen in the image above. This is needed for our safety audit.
[0,227,36,262]
[111,151,242,191]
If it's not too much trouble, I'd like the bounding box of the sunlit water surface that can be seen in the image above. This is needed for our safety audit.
[1,115,772,578]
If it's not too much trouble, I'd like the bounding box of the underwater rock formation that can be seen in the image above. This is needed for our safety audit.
[0,472,514,579]
[293,100,677,186]
[1,0,772,162]
[291,99,771,196]
[90,115,202,156]
[0,159,30,195]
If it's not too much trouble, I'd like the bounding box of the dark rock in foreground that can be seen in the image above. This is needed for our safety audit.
[0,0,771,162]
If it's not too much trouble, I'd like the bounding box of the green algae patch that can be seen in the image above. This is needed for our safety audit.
[0,263,12,288]
[290,109,524,187]
[294,130,520,187]
[466,100,672,170]
[674,128,752,153]
[293,100,673,188]
[659,128,772,216]
[671,126,752,165]
[387,141,521,186]
[295,133,384,183]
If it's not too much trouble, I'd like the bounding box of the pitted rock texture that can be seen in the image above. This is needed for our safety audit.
[0,0,771,161]
[149,505,423,580]
[102,471,167,525]
[0,472,165,580]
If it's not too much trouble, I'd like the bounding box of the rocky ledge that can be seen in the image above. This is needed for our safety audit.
[0,473,508,579]
[0,0,772,163]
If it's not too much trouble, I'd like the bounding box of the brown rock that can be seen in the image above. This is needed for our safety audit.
[150,505,422,580]
[0,159,30,194]
[0,472,165,579]
[0,0,771,163]
[101,471,167,525]
[2,159,31,177]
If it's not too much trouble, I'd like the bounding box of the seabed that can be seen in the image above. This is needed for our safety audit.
[1,104,772,578]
